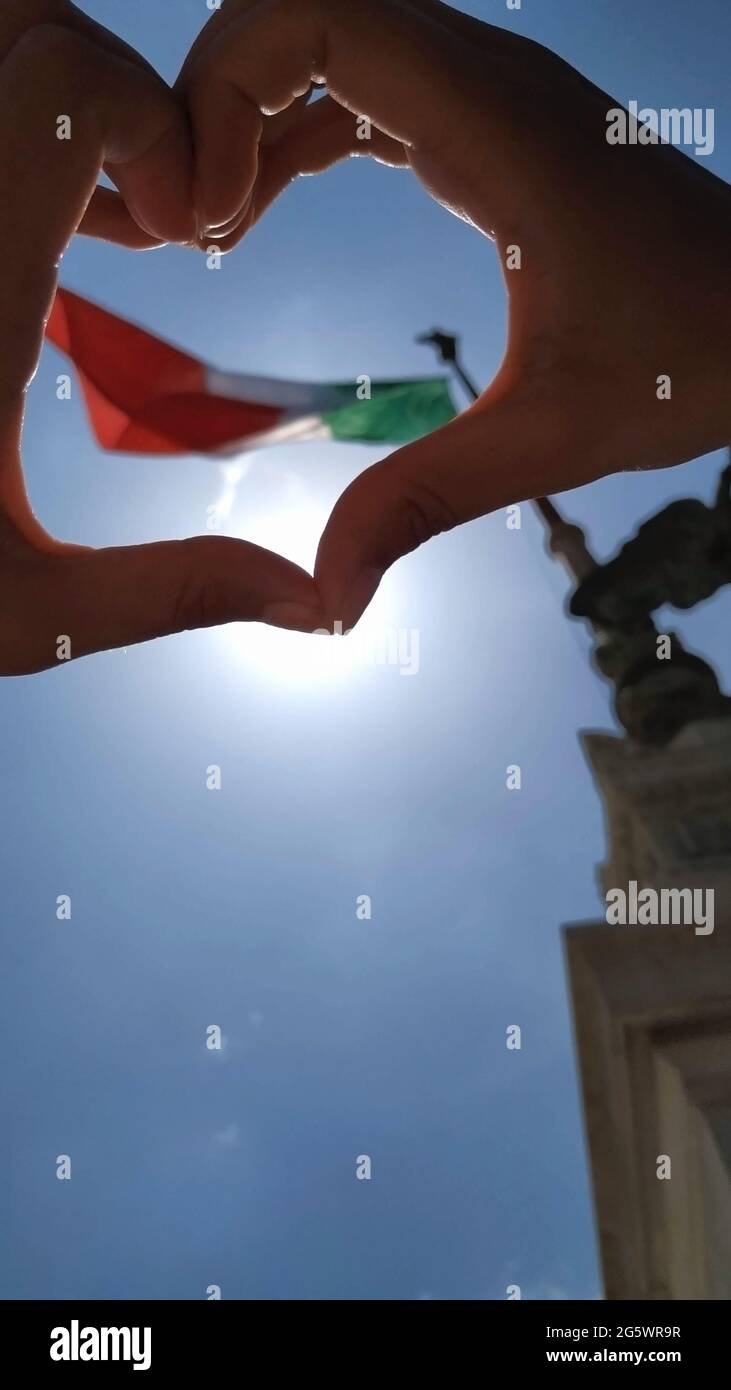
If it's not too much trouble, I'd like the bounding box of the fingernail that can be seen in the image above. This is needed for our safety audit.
[195,213,218,243]
[197,191,252,244]
[261,603,327,633]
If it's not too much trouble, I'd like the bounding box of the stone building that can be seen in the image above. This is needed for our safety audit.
[541,486,731,1300]
[566,721,731,1299]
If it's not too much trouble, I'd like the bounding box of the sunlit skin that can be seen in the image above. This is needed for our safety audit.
[1,0,730,674]
[0,1,325,676]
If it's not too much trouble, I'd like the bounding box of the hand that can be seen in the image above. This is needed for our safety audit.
[0,0,199,247]
[176,0,731,628]
[0,25,324,675]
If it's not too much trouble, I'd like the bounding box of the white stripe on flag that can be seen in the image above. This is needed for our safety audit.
[215,414,334,457]
[205,367,345,414]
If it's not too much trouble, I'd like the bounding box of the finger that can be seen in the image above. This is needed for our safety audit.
[184,85,319,244]
[261,86,316,144]
[177,0,312,132]
[27,4,197,245]
[3,25,194,253]
[180,92,320,246]
[176,0,264,77]
[33,2,173,84]
[0,25,195,412]
[204,95,407,251]
[78,186,167,249]
[256,92,408,194]
[175,0,509,111]
[177,0,493,235]
[4,533,326,676]
[313,385,588,628]
[175,0,313,234]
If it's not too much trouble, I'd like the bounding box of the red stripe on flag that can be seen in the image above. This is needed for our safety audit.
[46,289,284,454]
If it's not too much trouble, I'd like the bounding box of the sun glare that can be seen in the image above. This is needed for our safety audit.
[215,483,394,687]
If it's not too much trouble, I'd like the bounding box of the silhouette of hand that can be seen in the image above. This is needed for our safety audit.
[176,0,731,627]
[0,22,323,674]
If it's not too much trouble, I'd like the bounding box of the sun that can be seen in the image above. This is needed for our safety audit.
[212,472,394,687]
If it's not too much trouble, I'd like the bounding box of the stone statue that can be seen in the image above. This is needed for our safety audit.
[571,462,731,626]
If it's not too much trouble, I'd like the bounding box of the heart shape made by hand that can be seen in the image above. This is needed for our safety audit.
[0,0,728,675]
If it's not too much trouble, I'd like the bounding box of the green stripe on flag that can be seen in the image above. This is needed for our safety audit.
[322,378,457,445]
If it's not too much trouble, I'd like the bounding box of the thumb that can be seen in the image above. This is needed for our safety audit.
[314,388,574,628]
[4,534,325,675]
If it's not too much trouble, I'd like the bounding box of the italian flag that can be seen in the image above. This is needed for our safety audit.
[46,288,457,456]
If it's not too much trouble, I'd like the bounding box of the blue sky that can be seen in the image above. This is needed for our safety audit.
[2,0,730,1300]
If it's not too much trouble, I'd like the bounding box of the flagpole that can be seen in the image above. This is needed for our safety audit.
[416,328,598,585]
